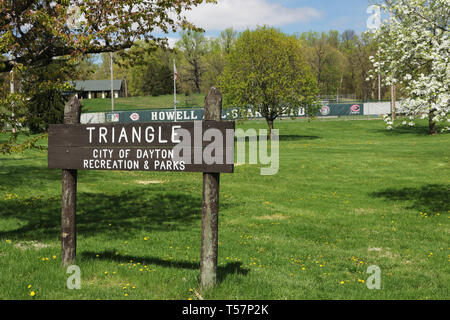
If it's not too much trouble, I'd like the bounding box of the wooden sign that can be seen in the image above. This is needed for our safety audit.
[55,88,227,291]
[48,121,235,173]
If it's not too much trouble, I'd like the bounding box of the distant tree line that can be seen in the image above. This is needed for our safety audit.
[75,27,385,102]
[0,26,385,136]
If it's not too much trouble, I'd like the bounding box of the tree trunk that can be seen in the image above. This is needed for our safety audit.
[267,118,274,140]
[194,60,201,94]
[429,110,437,135]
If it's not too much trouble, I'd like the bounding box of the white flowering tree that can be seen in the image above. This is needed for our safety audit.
[368,0,449,134]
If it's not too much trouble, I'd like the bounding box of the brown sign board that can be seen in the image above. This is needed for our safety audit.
[48,121,235,173]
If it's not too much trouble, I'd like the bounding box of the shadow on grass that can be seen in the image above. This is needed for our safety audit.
[0,187,204,240]
[373,124,446,136]
[0,165,106,190]
[278,135,321,141]
[371,184,449,215]
[82,250,250,283]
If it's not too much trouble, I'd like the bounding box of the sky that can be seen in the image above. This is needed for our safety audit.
[163,0,375,46]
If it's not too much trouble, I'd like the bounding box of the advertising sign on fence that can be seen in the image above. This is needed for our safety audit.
[104,104,364,123]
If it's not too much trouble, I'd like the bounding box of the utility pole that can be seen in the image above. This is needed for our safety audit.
[110,52,114,112]
[10,61,15,134]
[173,58,178,122]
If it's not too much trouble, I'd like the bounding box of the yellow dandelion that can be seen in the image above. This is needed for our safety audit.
[30,291,36,297]
[27,284,32,289]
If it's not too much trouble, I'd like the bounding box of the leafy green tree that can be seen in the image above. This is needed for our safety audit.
[300,31,346,97]
[219,28,237,55]
[116,42,173,97]
[0,0,214,73]
[351,33,379,101]
[201,39,223,92]
[0,0,214,152]
[219,26,318,137]
[176,31,207,93]
[21,58,77,133]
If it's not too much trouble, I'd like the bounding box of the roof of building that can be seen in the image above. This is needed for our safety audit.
[72,80,123,92]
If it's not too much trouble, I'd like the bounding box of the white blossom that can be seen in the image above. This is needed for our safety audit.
[368,0,449,131]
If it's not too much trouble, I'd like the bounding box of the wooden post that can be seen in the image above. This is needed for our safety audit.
[61,95,81,266]
[200,87,222,290]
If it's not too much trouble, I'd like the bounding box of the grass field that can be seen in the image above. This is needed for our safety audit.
[81,94,206,113]
[0,118,449,300]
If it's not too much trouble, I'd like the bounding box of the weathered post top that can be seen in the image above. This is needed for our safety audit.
[204,87,222,121]
[64,95,82,125]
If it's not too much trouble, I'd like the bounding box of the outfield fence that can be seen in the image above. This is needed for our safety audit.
[80,102,396,124]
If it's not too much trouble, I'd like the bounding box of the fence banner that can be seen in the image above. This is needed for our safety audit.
[106,109,205,123]
[317,104,364,116]
[101,104,364,123]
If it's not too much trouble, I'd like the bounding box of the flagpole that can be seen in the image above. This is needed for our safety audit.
[174,58,177,122]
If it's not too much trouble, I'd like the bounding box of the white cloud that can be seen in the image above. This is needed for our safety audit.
[183,0,322,31]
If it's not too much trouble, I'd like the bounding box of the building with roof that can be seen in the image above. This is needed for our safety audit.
[72,80,125,99]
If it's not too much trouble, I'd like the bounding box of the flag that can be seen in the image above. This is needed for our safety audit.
[174,60,178,81]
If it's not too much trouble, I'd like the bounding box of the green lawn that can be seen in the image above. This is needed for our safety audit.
[0,118,449,300]
[81,93,206,113]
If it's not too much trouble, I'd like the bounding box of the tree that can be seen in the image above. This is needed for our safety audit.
[0,0,214,152]
[219,27,318,137]
[219,28,237,55]
[201,38,225,92]
[300,31,346,98]
[22,58,76,133]
[113,43,173,97]
[368,0,449,134]
[200,29,236,92]
[352,33,379,101]
[176,31,207,93]
[0,0,215,73]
